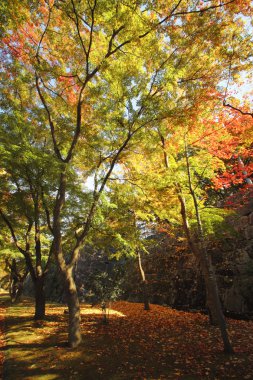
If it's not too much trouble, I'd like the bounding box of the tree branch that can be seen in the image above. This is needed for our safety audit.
[35,2,52,63]
[0,209,36,281]
[41,188,53,234]
[71,0,88,58]
[35,75,65,162]
[223,100,253,118]
[172,0,236,17]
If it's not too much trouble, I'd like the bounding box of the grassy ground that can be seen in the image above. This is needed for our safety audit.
[1,293,253,379]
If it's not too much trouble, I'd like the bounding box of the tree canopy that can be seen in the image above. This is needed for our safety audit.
[0,0,252,349]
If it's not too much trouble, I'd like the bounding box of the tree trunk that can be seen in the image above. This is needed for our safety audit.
[142,281,150,311]
[34,275,46,320]
[199,252,234,354]
[178,193,234,354]
[9,277,17,303]
[64,269,82,348]
[34,276,46,320]
[14,281,24,303]
[138,251,150,311]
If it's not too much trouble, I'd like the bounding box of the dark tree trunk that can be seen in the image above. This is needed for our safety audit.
[34,276,46,320]
[9,278,18,303]
[7,259,28,303]
[14,282,24,303]
[142,281,150,311]
[65,269,82,348]
[199,253,234,353]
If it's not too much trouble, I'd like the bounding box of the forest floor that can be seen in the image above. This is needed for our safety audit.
[0,292,253,379]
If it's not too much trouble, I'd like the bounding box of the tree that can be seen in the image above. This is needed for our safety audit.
[1,0,162,346]
[177,135,233,353]
[120,95,241,352]
[212,111,253,209]
[1,0,252,348]
[0,111,57,318]
[5,258,28,303]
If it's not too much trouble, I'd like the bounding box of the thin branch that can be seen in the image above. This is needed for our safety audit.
[0,209,36,280]
[105,25,126,58]
[184,135,203,236]
[40,76,68,105]
[157,129,169,169]
[35,74,65,162]
[172,0,236,17]
[41,188,53,234]
[71,0,88,57]
[223,100,253,118]
[139,0,236,39]
[35,3,53,63]
[139,0,184,39]
[0,209,22,250]
[105,38,131,58]
[86,0,97,74]
[25,220,33,252]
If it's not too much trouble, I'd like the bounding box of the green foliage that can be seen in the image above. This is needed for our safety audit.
[87,267,124,305]
[0,0,252,335]
[193,208,237,239]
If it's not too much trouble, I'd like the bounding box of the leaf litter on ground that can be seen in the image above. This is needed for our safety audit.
[1,294,253,379]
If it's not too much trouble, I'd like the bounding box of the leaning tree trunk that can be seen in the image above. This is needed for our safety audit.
[198,251,234,354]
[34,275,46,320]
[182,138,233,354]
[178,193,234,354]
[64,268,82,348]
[138,251,150,311]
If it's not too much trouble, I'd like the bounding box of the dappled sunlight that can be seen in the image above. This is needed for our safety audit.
[80,304,126,318]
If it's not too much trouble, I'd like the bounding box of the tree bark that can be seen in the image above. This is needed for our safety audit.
[64,268,82,348]
[142,281,150,311]
[198,250,233,353]
[138,251,150,311]
[34,275,46,320]
[178,193,234,354]
[183,138,233,353]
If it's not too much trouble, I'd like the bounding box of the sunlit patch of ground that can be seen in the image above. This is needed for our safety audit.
[80,305,126,317]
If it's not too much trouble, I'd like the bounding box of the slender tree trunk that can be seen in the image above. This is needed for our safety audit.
[7,259,27,303]
[158,131,233,353]
[14,281,24,303]
[64,268,82,348]
[198,251,233,353]
[142,281,150,311]
[183,138,233,353]
[34,275,46,320]
[138,251,150,311]
[178,193,234,354]
[9,278,17,303]
[12,274,27,303]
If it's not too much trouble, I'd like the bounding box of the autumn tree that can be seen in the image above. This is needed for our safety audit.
[1,0,165,346]
[0,97,57,318]
[1,0,252,348]
[120,90,247,353]
[212,111,253,209]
